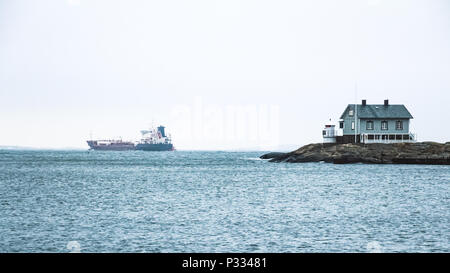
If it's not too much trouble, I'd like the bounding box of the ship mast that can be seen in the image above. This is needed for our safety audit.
[354,82,358,144]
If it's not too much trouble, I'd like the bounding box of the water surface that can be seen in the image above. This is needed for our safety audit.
[0,150,448,252]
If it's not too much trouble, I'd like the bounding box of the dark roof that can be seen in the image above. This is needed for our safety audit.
[340,104,413,119]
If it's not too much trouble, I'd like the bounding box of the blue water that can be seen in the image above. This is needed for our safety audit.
[0,150,448,253]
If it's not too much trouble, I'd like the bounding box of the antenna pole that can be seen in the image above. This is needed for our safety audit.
[354,82,358,144]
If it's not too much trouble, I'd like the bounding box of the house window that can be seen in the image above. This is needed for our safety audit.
[351,121,355,130]
[349,110,354,116]
[381,120,388,130]
[396,120,403,130]
[366,121,374,130]
[339,121,344,129]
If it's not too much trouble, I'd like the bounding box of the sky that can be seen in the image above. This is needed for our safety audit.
[0,0,449,150]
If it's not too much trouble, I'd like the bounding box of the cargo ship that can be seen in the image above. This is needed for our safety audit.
[135,126,174,151]
[86,139,135,151]
[86,125,174,151]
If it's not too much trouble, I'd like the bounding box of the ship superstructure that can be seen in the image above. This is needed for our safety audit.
[135,126,174,151]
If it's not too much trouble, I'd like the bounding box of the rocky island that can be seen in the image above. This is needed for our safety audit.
[261,142,450,165]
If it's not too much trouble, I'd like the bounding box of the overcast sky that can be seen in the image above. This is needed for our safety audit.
[1,0,449,150]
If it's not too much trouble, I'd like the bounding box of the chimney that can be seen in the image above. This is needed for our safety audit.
[362,99,366,106]
[384,99,389,106]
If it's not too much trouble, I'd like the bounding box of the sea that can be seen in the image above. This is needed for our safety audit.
[0,150,448,253]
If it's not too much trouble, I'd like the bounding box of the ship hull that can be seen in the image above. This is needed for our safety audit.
[87,141,135,151]
[135,143,173,151]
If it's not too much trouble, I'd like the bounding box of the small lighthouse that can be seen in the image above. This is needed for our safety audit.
[322,121,336,143]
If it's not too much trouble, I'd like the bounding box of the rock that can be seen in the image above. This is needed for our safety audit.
[259,152,286,160]
[260,142,450,165]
